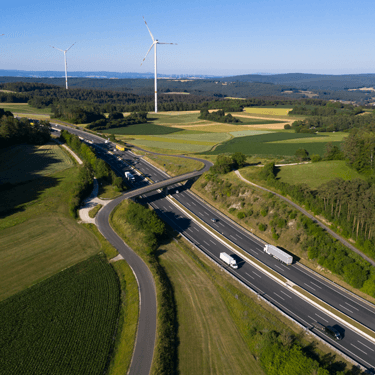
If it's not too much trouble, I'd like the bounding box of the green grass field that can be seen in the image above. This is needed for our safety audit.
[102,123,183,135]
[130,139,214,153]
[230,130,273,137]
[207,132,344,156]
[0,147,101,300]
[0,143,73,185]
[144,154,204,176]
[276,160,365,188]
[0,103,51,115]
[0,255,120,375]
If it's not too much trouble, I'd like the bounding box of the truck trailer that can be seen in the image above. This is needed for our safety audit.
[263,244,293,265]
[125,171,135,182]
[219,252,238,269]
[116,144,125,151]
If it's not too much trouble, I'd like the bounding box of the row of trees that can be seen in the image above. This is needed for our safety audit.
[0,109,51,148]
[291,112,375,133]
[86,111,148,131]
[60,130,123,215]
[199,109,241,124]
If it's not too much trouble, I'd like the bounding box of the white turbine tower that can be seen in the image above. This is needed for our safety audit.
[141,17,176,113]
[50,43,76,89]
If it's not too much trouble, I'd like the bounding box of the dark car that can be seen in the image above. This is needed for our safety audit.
[211,218,218,223]
[325,326,342,340]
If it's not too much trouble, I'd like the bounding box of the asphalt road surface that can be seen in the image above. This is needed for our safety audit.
[53,123,375,373]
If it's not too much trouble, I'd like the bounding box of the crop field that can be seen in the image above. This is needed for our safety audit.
[230,130,273,138]
[243,107,292,116]
[150,112,202,125]
[152,132,230,143]
[0,103,51,115]
[0,255,120,375]
[0,144,73,185]
[269,132,348,144]
[102,123,183,135]
[207,132,344,156]
[130,138,215,153]
[276,160,365,188]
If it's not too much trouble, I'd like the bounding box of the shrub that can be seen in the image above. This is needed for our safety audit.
[237,212,246,219]
[311,154,322,162]
[258,223,267,231]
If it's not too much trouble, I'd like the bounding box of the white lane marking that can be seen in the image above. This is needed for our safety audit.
[236,234,242,239]
[198,212,204,216]
[310,282,322,289]
[219,222,225,227]
[253,271,262,278]
[169,206,174,210]
[186,202,191,207]
[204,211,209,215]
[345,302,359,311]
[304,283,316,291]
[210,240,216,245]
[339,304,353,314]
[279,290,292,299]
[350,344,367,355]
[273,264,284,272]
[249,248,258,254]
[315,313,328,323]
[203,241,210,246]
[191,202,196,206]
[230,235,236,240]
[308,315,315,321]
[245,272,254,279]
[194,227,199,232]
[188,228,193,232]
[357,341,375,352]
[274,292,285,301]
[295,265,375,314]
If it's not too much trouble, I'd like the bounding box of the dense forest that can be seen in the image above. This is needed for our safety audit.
[0,108,51,148]
[86,111,148,130]
[2,75,375,102]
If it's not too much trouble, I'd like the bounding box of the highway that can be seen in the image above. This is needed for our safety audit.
[53,123,375,373]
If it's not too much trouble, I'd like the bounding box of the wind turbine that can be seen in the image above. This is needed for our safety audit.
[50,43,76,89]
[141,17,176,113]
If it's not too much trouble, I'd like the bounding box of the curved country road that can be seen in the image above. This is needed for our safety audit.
[95,151,212,375]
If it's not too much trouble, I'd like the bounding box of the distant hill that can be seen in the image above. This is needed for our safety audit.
[220,73,375,91]
[0,69,214,80]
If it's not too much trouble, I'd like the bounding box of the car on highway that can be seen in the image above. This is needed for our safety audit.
[211,218,218,223]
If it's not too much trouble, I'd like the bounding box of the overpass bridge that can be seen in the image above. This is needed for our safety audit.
[123,169,204,199]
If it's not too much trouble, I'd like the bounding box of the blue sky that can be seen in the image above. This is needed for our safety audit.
[2,0,375,75]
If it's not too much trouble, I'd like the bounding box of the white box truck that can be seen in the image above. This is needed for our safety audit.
[264,244,293,265]
[125,171,135,182]
[220,252,238,269]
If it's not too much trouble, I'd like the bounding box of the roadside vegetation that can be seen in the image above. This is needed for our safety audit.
[110,198,360,375]
[88,204,103,218]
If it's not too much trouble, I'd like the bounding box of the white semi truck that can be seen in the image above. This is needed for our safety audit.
[264,244,293,265]
[220,252,238,269]
[125,171,135,182]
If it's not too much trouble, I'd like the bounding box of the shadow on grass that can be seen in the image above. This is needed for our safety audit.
[0,176,60,218]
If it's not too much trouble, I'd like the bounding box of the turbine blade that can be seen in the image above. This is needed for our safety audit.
[140,43,154,66]
[66,42,76,52]
[143,16,155,41]
[158,43,177,45]
[50,45,64,52]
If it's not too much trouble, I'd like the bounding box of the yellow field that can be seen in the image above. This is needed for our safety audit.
[244,107,293,116]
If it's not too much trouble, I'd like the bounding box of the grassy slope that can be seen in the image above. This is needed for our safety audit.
[275,160,365,189]
[0,103,51,115]
[0,147,101,300]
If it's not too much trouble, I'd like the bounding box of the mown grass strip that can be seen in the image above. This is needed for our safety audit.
[168,196,287,284]
[89,204,103,218]
[107,260,139,375]
[293,285,375,342]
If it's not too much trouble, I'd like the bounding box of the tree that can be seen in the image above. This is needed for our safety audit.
[232,152,246,169]
[295,148,310,161]
[324,142,343,160]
